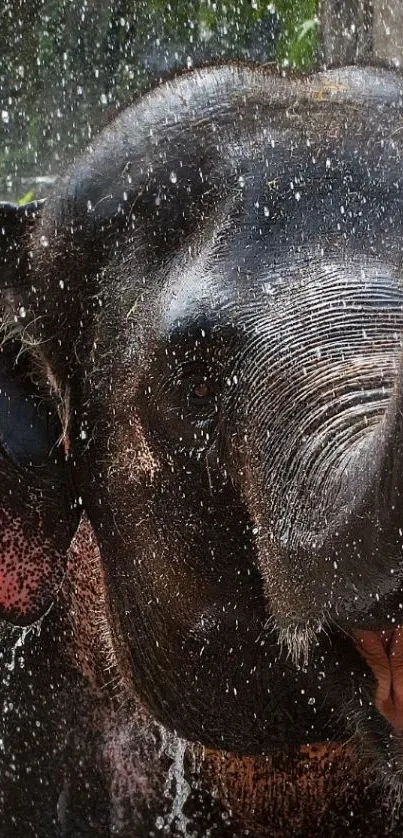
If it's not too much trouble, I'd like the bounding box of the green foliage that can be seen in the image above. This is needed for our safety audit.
[275,1,319,66]
[17,191,35,205]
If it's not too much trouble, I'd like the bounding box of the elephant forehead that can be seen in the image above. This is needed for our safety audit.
[153,223,294,339]
[158,259,227,332]
[156,243,403,339]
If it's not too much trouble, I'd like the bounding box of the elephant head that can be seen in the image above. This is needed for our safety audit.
[2,65,403,781]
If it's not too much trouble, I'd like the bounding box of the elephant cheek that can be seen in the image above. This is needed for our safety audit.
[0,510,67,625]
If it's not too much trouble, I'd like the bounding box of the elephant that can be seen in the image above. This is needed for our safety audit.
[2,63,403,835]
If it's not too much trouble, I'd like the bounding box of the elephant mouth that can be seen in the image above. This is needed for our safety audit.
[353,627,403,731]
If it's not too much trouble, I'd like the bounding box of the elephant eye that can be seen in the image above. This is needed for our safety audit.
[189,380,213,401]
[149,359,221,449]
[184,372,217,415]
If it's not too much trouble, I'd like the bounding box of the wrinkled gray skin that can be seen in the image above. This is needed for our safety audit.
[2,64,403,835]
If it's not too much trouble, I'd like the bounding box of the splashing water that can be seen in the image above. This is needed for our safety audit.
[0,626,32,755]
[4,626,31,672]
[157,727,192,834]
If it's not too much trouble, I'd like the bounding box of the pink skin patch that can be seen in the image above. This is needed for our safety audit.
[354,628,403,730]
[0,550,64,622]
[0,501,68,626]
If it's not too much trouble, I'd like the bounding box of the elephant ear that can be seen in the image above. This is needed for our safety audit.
[0,199,44,290]
[0,200,78,626]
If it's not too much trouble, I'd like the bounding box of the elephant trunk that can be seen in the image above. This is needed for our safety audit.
[236,255,403,629]
[297,377,403,618]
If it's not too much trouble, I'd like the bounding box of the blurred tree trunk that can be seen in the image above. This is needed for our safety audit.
[318,0,372,65]
[372,0,403,63]
[319,0,403,66]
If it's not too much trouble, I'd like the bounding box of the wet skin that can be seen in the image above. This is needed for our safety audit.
[2,64,403,833]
